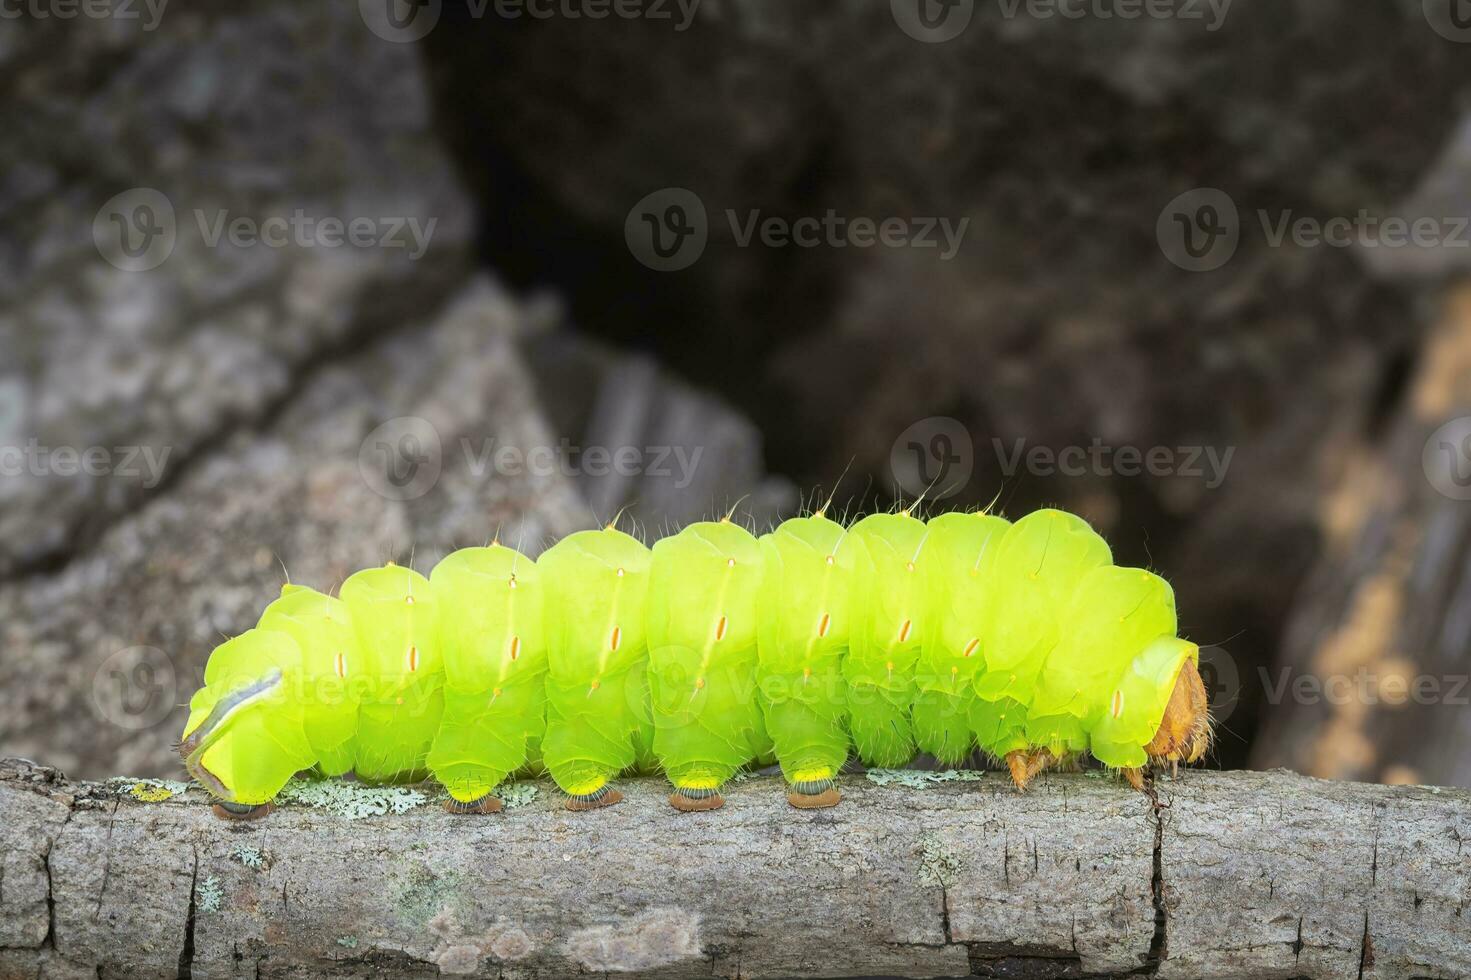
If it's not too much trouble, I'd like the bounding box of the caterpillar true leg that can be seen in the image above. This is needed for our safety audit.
[1003,748,1056,792]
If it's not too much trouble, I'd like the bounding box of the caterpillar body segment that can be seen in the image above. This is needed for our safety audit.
[537,527,654,806]
[427,544,547,806]
[257,584,359,777]
[912,511,1012,765]
[647,520,770,810]
[755,515,859,807]
[179,628,314,807]
[973,510,1113,705]
[339,564,445,784]
[845,511,930,768]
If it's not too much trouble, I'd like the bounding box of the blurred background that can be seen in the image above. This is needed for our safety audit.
[4,0,1471,787]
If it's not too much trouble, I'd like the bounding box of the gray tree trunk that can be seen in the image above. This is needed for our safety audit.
[1,759,1467,979]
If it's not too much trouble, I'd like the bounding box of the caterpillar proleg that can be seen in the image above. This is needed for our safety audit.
[179,506,1212,818]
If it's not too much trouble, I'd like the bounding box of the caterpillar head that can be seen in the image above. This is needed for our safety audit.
[1143,655,1212,768]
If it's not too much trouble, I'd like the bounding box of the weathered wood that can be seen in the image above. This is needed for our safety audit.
[0,760,1466,979]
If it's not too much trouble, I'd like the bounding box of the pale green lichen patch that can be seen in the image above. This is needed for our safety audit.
[230,843,267,870]
[916,833,963,888]
[498,782,539,809]
[198,875,224,913]
[276,778,428,819]
[336,935,360,949]
[396,866,467,931]
[106,777,192,802]
[864,768,987,788]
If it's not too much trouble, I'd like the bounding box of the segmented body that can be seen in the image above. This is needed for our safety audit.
[179,508,1201,808]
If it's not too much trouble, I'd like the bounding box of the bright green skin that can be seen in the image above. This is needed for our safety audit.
[845,511,929,768]
[257,584,359,776]
[967,510,1110,759]
[1026,563,1177,759]
[912,511,1011,764]
[180,507,1199,806]
[646,520,771,791]
[180,629,315,805]
[428,545,547,802]
[338,564,444,783]
[940,508,1190,767]
[1089,636,1198,768]
[537,527,654,796]
[756,515,857,785]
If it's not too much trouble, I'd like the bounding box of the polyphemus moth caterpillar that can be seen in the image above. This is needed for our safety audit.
[179,507,1211,820]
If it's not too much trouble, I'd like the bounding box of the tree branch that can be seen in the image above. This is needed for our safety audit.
[0,759,1466,979]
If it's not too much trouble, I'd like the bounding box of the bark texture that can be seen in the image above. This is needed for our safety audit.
[0,759,1466,980]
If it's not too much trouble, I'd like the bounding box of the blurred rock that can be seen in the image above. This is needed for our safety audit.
[0,0,473,576]
[524,332,798,533]
[0,278,589,780]
[1253,285,1471,788]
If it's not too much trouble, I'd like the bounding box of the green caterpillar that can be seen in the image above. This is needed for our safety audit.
[179,507,1211,818]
